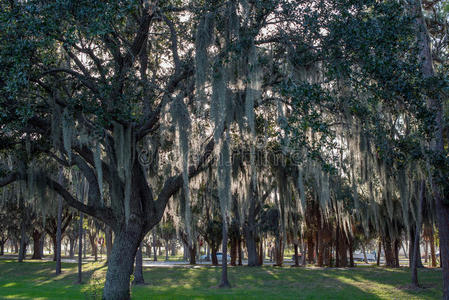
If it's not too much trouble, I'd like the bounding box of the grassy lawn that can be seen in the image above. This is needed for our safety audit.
[0,259,442,299]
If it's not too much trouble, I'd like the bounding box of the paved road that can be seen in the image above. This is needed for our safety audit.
[0,254,414,268]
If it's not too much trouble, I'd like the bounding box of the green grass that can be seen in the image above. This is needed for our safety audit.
[0,259,443,299]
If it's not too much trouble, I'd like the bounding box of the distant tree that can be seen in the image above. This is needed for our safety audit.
[200,219,223,266]
[44,208,73,261]
[160,220,176,261]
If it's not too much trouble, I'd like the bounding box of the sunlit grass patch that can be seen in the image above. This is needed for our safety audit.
[0,260,443,299]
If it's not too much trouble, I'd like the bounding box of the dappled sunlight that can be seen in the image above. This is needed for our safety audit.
[0,260,109,299]
[0,260,443,299]
[0,0,447,297]
[320,267,441,300]
[324,272,401,299]
[2,282,16,288]
[1,295,36,299]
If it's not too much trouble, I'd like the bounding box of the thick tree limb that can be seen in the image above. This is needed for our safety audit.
[148,137,215,231]
[123,8,156,67]
[161,13,180,71]
[136,65,194,141]
[72,154,102,208]
[44,175,116,228]
[0,169,115,227]
[40,68,100,95]
[0,172,18,187]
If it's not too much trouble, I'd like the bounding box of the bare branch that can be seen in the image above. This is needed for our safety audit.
[40,68,100,95]
[123,5,157,66]
[44,174,116,228]
[0,172,18,187]
[161,13,180,71]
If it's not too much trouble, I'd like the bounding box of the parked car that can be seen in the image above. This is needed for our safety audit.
[366,253,376,262]
[216,252,231,261]
[200,252,231,262]
[292,253,303,261]
[353,251,376,262]
[353,252,364,262]
[199,254,210,261]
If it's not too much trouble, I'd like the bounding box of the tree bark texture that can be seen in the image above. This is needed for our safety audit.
[409,1,449,297]
[31,230,43,260]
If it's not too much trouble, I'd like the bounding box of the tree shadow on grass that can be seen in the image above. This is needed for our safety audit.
[145,264,442,300]
[133,265,383,299]
[312,265,442,300]
[0,260,107,299]
[0,261,443,300]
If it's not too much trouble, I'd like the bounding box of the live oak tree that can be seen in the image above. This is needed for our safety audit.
[44,206,73,262]
[1,0,449,299]
[159,219,176,261]
[200,218,223,266]
[0,1,214,299]
[0,206,11,256]
[408,0,449,296]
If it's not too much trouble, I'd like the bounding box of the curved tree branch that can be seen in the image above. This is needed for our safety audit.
[43,174,116,229]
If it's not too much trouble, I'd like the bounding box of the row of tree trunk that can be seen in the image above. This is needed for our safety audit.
[7,219,440,272]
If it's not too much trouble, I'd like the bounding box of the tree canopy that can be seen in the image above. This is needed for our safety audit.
[0,0,448,299]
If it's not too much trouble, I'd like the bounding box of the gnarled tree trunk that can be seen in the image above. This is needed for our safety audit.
[377,240,381,266]
[237,238,243,266]
[219,219,230,288]
[317,238,324,267]
[257,239,264,266]
[274,236,283,266]
[88,231,98,262]
[230,236,237,266]
[429,227,437,267]
[393,238,400,268]
[349,237,355,268]
[409,1,449,297]
[383,237,395,268]
[0,240,5,256]
[32,230,43,260]
[411,181,424,288]
[40,234,45,257]
[77,212,83,284]
[105,226,113,264]
[133,242,144,285]
[18,197,27,263]
[164,240,169,261]
[69,238,76,259]
[171,241,176,256]
[294,243,300,267]
[188,244,196,265]
[338,234,348,268]
[307,230,315,264]
[51,236,58,262]
[152,230,157,262]
[244,182,259,267]
[211,247,218,266]
[55,173,63,275]
[103,225,142,300]
[409,225,424,268]
[244,223,257,267]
